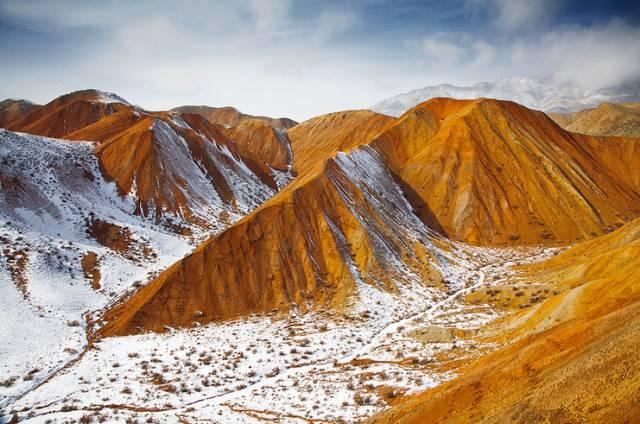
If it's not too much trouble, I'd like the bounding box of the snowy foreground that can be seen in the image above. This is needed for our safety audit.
[2,244,556,423]
[0,128,560,422]
[0,128,277,421]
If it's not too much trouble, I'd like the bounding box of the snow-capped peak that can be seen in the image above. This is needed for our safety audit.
[371,77,640,117]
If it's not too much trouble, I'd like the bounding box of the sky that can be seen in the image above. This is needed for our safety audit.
[1,0,639,121]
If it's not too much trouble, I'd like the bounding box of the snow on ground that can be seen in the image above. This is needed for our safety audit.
[0,129,563,422]
[0,128,275,414]
[4,243,556,423]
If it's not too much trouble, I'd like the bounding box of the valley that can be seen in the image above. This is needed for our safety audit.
[1,88,640,423]
[6,243,557,423]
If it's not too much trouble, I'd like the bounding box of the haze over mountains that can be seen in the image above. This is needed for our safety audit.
[2,85,640,422]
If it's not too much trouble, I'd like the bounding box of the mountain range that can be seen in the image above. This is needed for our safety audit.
[372,77,640,116]
[2,87,640,423]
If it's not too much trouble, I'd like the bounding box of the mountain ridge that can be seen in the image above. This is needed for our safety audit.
[372,77,640,117]
[97,97,640,336]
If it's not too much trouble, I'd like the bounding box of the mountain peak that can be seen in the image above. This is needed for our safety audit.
[57,89,130,105]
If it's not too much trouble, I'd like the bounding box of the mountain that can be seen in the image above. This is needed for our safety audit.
[0,99,39,127]
[69,109,279,226]
[372,77,640,117]
[370,97,640,245]
[550,102,640,137]
[98,98,640,337]
[98,109,432,336]
[171,105,297,130]
[5,89,132,138]
[224,118,293,189]
[1,90,294,228]
[370,217,640,423]
[4,90,640,423]
[0,90,296,406]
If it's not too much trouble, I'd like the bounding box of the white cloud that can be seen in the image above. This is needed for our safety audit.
[247,0,293,31]
[471,40,496,68]
[421,33,468,65]
[466,0,561,31]
[0,0,638,120]
[312,8,358,43]
[410,19,640,93]
[509,20,640,90]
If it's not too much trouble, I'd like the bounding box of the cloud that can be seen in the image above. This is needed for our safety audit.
[410,18,640,91]
[471,40,496,67]
[312,8,358,43]
[466,0,562,31]
[0,0,638,120]
[421,33,468,65]
[418,33,496,70]
[509,20,640,89]
[247,0,293,31]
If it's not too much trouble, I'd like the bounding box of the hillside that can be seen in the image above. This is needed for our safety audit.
[171,105,297,130]
[82,111,277,225]
[370,98,640,245]
[5,89,132,138]
[98,110,447,336]
[369,218,640,423]
[98,98,640,337]
[550,102,640,137]
[0,90,298,413]
[0,99,39,127]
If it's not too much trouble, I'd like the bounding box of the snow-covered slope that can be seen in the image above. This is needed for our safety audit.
[372,77,640,117]
[0,127,278,411]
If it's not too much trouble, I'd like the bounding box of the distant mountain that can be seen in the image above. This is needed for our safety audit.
[171,105,297,130]
[0,98,39,127]
[372,77,640,117]
[550,102,640,137]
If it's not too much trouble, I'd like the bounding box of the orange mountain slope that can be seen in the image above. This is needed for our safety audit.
[2,90,297,227]
[73,109,278,225]
[98,111,456,336]
[98,99,640,336]
[224,118,293,188]
[369,218,640,424]
[5,89,131,138]
[550,102,640,137]
[0,99,39,128]
[369,98,640,245]
[171,105,297,130]
[288,110,395,177]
